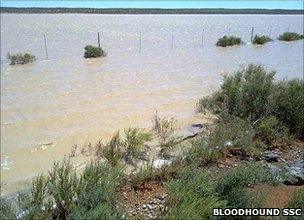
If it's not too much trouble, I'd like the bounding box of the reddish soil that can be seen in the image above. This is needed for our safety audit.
[118,180,166,216]
[249,184,304,208]
[119,181,166,205]
[118,140,303,218]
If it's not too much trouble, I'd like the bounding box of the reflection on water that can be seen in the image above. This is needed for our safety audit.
[1,14,303,195]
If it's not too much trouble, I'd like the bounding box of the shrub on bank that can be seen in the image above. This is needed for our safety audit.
[198,64,304,140]
[277,79,304,139]
[1,160,124,220]
[84,45,106,58]
[278,32,304,41]
[100,128,153,166]
[124,128,152,161]
[101,132,124,166]
[216,35,243,47]
[165,168,226,219]
[165,163,277,219]
[287,188,304,209]
[186,140,220,167]
[0,198,16,220]
[7,53,36,65]
[71,162,123,219]
[252,35,273,45]
[215,164,278,208]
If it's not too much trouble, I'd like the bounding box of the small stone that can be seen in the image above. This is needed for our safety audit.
[147,203,158,210]
[263,151,279,162]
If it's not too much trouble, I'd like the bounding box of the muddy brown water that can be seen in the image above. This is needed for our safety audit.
[1,14,303,196]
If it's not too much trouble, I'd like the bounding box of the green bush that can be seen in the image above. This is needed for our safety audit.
[129,161,155,188]
[151,113,181,154]
[6,160,123,219]
[198,64,303,140]
[102,132,124,166]
[165,168,226,219]
[186,137,220,167]
[209,115,255,150]
[254,116,289,145]
[164,162,278,218]
[71,162,124,219]
[84,45,106,58]
[278,32,304,41]
[0,199,16,220]
[48,160,78,219]
[123,128,152,161]
[288,188,304,209]
[215,163,278,208]
[7,53,36,65]
[152,113,176,139]
[277,79,304,139]
[216,35,243,47]
[185,115,256,168]
[252,35,273,45]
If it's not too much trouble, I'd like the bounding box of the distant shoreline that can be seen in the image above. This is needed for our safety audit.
[1,7,303,14]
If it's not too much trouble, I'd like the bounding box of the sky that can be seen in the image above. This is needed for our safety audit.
[1,1,304,9]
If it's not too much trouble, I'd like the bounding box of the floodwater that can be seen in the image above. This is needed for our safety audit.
[1,14,303,195]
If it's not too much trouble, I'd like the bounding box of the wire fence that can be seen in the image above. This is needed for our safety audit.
[0,25,301,64]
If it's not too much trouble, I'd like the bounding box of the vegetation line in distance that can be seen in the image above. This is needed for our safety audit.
[1,7,304,14]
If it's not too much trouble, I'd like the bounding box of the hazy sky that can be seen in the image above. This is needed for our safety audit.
[1,1,304,9]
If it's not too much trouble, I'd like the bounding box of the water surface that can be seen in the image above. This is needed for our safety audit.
[1,14,303,195]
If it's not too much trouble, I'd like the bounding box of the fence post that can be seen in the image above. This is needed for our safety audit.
[171,30,174,49]
[201,29,204,47]
[97,32,101,48]
[250,27,255,43]
[139,31,142,52]
[43,34,49,60]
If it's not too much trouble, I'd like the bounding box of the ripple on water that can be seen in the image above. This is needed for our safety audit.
[1,156,13,170]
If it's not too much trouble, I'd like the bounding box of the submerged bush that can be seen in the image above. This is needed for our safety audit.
[252,35,273,45]
[7,53,36,65]
[278,32,304,41]
[198,64,304,140]
[84,45,106,58]
[216,35,242,47]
